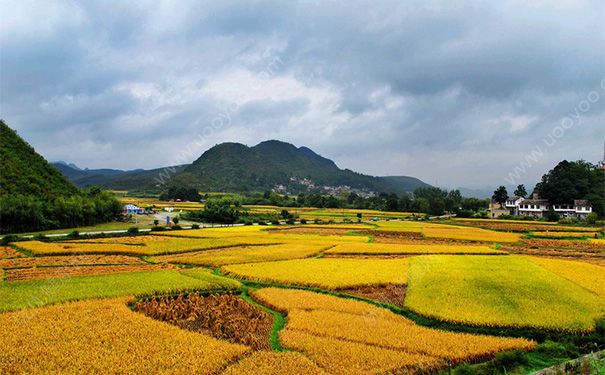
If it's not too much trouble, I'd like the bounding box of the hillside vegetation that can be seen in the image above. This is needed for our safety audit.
[0,120,121,233]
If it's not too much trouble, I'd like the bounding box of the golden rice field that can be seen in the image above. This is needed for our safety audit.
[0,298,249,373]
[2,220,604,373]
[156,242,332,266]
[15,236,280,256]
[325,242,503,255]
[531,231,597,238]
[405,255,605,331]
[373,220,522,242]
[223,258,410,288]
[0,246,22,259]
[0,254,145,269]
[252,288,535,373]
[222,351,327,375]
[526,256,605,298]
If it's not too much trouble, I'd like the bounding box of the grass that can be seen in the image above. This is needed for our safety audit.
[222,257,410,289]
[405,255,605,331]
[0,268,240,312]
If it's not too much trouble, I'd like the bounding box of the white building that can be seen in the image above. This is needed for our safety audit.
[515,194,593,219]
[504,196,524,216]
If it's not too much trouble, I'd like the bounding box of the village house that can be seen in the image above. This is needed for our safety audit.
[490,194,593,219]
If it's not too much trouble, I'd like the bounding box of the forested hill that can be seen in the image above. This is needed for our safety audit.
[168,140,431,194]
[0,120,78,198]
[0,120,122,233]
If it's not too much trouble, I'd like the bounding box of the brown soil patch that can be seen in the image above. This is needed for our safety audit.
[135,293,273,350]
[337,284,406,306]
[5,263,175,282]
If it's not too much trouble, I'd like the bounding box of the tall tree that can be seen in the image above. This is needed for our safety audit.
[534,160,604,217]
[492,186,508,205]
[513,184,527,198]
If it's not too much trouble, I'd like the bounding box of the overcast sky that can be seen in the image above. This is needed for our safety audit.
[1,0,604,188]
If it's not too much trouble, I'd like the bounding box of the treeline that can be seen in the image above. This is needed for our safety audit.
[0,188,122,234]
[237,187,489,216]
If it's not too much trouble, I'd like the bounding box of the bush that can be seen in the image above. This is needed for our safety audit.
[67,230,80,239]
[286,218,296,225]
[33,233,48,241]
[0,234,19,245]
[488,350,528,372]
[191,224,200,229]
[150,226,166,232]
[300,218,307,224]
[171,225,182,230]
[127,227,139,235]
[586,212,598,225]
[258,221,267,226]
[452,363,477,375]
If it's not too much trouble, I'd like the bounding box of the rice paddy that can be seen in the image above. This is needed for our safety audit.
[2,219,603,373]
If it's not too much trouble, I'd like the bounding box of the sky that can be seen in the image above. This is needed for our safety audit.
[1,0,604,189]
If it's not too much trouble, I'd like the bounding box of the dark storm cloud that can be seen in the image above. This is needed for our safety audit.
[1,0,603,187]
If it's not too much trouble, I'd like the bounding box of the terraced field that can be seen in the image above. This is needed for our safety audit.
[1,220,603,374]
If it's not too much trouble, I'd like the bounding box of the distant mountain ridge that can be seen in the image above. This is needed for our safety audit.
[53,140,431,194]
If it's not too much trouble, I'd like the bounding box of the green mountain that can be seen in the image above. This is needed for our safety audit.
[51,162,187,190]
[0,120,78,198]
[51,140,430,195]
[168,140,430,194]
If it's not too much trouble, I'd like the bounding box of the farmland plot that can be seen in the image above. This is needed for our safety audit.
[0,298,249,373]
[222,258,410,288]
[405,255,605,331]
[252,288,535,374]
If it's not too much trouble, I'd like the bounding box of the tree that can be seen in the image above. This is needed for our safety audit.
[534,160,604,217]
[153,219,159,227]
[197,198,240,224]
[172,216,180,225]
[492,186,508,205]
[513,184,527,198]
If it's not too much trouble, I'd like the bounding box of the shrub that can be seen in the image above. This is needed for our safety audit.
[487,350,528,372]
[127,227,139,235]
[33,234,48,241]
[150,226,166,232]
[191,224,200,229]
[172,225,182,230]
[453,363,477,375]
[67,230,80,239]
[300,218,307,224]
[0,234,20,245]
[586,212,598,225]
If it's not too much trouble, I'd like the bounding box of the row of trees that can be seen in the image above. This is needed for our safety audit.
[181,187,490,223]
[0,189,122,233]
